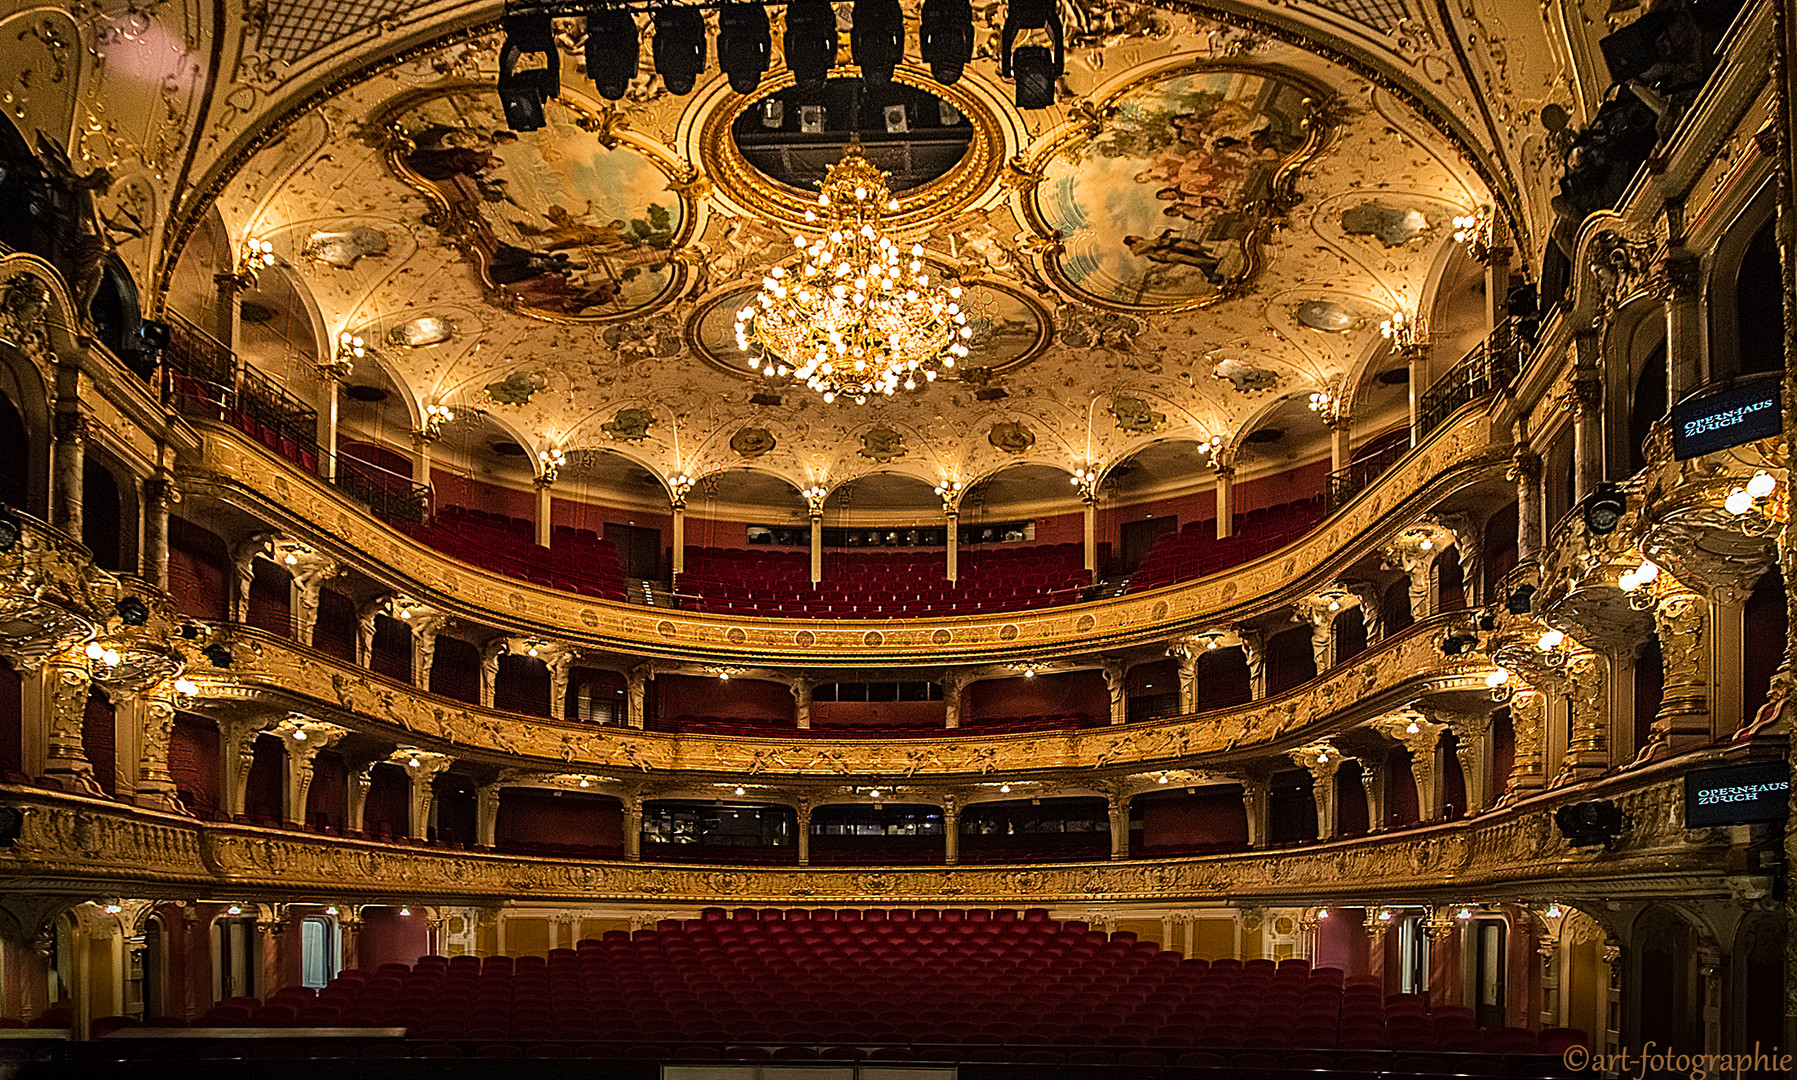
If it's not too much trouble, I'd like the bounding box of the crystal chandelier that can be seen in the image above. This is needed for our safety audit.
[734,146,973,403]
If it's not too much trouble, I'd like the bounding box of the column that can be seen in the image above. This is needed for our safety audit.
[1409,734,1443,820]
[410,430,432,489]
[1328,416,1351,473]
[134,686,185,813]
[1240,778,1269,848]
[219,717,268,818]
[1173,644,1199,715]
[281,722,346,827]
[318,373,341,481]
[1107,790,1128,858]
[1649,576,1713,750]
[286,551,341,649]
[809,511,823,585]
[1661,251,1703,403]
[1360,761,1386,831]
[1240,633,1267,701]
[1559,648,1610,779]
[229,536,266,624]
[1083,495,1099,571]
[1513,441,1543,562]
[626,665,649,729]
[38,652,100,795]
[1103,660,1127,725]
[475,784,501,847]
[945,510,959,583]
[622,794,643,859]
[534,479,552,547]
[943,671,965,729]
[51,407,84,537]
[142,472,173,590]
[1571,328,1605,503]
[408,611,447,689]
[1505,688,1548,796]
[1295,598,1338,671]
[479,640,504,709]
[1452,711,1495,814]
[1213,464,1234,539]
[1297,754,1341,839]
[672,505,687,576]
[796,800,812,866]
[792,677,812,730]
[214,269,248,354]
[408,756,451,840]
[346,763,374,832]
[1406,344,1428,444]
[943,797,959,865]
[545,649,575,721]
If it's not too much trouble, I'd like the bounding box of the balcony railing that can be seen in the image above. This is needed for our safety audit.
[162,315,431,524]
[1325,438,1407,514]
[1417,333,1509,442]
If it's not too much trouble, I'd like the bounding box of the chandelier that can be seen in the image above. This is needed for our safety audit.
[734,146,973,403]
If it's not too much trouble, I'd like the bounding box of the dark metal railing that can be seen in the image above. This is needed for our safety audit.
[336,454,433,526]
[1325,438,1407,514]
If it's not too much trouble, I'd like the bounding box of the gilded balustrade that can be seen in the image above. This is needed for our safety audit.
[185,411,1504,665]
[0,759,1740,905]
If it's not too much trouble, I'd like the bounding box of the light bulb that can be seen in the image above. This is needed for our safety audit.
[1545,904,1562,918]
[1635,560,1659,584]
[1484,668,1509,688]
[735,786,745,796]
[1725,489,1753,515]
[1406,721,1420,735]
[1316,753,1329,765]
[1456,907,1473,920]
[407,756,420,768]
[999,784,1010,793]
[1157,775,1168,784]
[868,790,881,799]
[578,778,590,788]
[1328,600,1340,611]
[1537,629,1565,651]
[1747,471,1777,498]
[399,907,411,917]
[293,729,307,741]
[1419,539,1433,551]
[102,649,119,667]
[85,642,105,660]
[173,677,199,696]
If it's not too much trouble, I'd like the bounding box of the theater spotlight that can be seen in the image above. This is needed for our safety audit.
[718,4,772,94]
[1583,483,1626,536]
[652,5,707,95]
[498,10,560,131]
[783,0,838,93]
[1554,799,1625,850]
[584,7,639,101]
[851,0,904,87]
[921,0,974,85]
[1000,0,1063,109]
[1441,633,1478,656]
[1505,584,1536,615]
[115,596,150,627]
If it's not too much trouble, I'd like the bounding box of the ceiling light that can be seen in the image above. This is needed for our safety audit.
[1456,907,1473,920]
[407,756,421,767]
[651,6,706,95]
[718,4,771,93]
[735,149,970,403]
[1419,538,1433,551]
[173,677,199,696]
[293,729,307,741]
[999,784,1010,793]
[1157,775,1168,784]
[85,642,105,661]
[851,0,904,87]
[498,11,558,131]
[920,0,974,83]
[243,238,276,270]
[1317,910,1330,919]
[578,777,591,787]
[584,7,639,101]
[718,670,730,680]
[735,786,745,795]
[1315,752,1328,765]
[226,904,243,916]
[400,906,412,917]
[1484,667,1509,688]
[1545,904,1563,918]
[1406,721,1420,735]
[325,906,338,916]
[1022,668,1035,679]
[1378,909,1393,921]
[782,0,838,92]
[868,789,881,799]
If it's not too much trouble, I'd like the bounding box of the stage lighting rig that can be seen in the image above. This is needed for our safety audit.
[719,3,772,93]
[921,0,973,84]
[851,0,905,86]
[1000,0,1063,109]
[499,10,560,130]
[652,5,707,94]
[782,0,838,92]
[584,7,639,100]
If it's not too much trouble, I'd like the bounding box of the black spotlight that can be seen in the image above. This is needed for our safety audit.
[178,622,201,640]
[1554,799,1625,850]
[1506,282,1540,344]
[584,7,639,101]
[137,319,170,352]
[1441,633,1478,656]
[921,0,973,85]
[851,0,904,87]
[783,0,838,93]
[0,806,21,848]
[1505,584,1536,615]
[1583,483,1626,536]
[201,643,233,669]
[652,6,707,95]
[115,596,150,627]
[499,10,560,131]
[0,507,18,553]
[718,4,772,94]
[1477,613,1497,631]
[1000,0,1063,109]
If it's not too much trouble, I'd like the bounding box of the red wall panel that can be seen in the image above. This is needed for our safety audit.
[657,674,795,724]
[357,907,429,971]
[169,715,220,816]
[964,670,1106,724]
[495,790,624,850]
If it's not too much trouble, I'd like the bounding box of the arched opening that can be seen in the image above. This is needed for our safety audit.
[495,788,624,857]
[1634,636,1664,753]
[1266,625,1317,695]
[306,750,348,831]
[428,635,481,703]
[1440,729,1467,819]
[362,762,411,840]
[245,558,292,637]
[167,516,230,620]
[494,652,552,718]
[1386,750,1420,827]
[1101,439,1219,577]
[809,803,945,865]
[311,586,358,662]
[369,614,412,684]
[1742,567,1787,727]
[1196,646,1252,709]
[1129,785,1248,856]
[1733,220,1782,378]
[1436,545,1466,610]
[0,659,23,781]
[81,459,124,571]
[1628,907,1699,1054]
[1125,658,1179,722]
[1335,760,1369,836]
[1266,768,1317,845]
[0,390,32,511]
[959,796,1111,863]
[212,913,261,1001]
[1382,578,1415,634]
[1626,343,1667,476]
[81,689,116,796]
[653,673,796,733]
[1334,606,1368,663]
[141,915,166,1019]
[244,733,285,824]
[965,670,1106,729]
[170,713,221,818]
[429,771,478,847]
[88,257,144,373]
[298,915,340,989]
[1731,912,1785,1060]
[640,799,798,864]
[1482,502,1519,597]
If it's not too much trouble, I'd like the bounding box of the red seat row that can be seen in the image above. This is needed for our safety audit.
[1128,498,1326,592]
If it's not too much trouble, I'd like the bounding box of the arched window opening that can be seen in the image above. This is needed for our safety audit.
[1627,343,1668,476]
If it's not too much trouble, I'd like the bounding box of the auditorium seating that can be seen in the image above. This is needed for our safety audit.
[676,543,1092,618]
[108,908,1581,1071]
[1128,497,1326,592]
[397,508,629,601]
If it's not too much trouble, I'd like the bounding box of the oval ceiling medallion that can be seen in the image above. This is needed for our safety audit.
[381,86,695,323]
[931,629,953,645]
[1295,300,1358,332]
[795,629,817,647]
[726,627,749,645]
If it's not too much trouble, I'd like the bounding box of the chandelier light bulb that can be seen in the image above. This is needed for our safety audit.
[1725,488,1753,515]
[1484,667,1509,688]
[293,729,307,741]
[102,649,119,666]
[1419,538,1432,551]
[1000,784,1010,793]
[578,777,590,787]
[85,641,105,660]
[1545,904,1563,918]
[1747,471,1777,498]
[173,676,200,696]
[1635,559,1658,584]
[1537,629,1565,651]
[735,786,745,796]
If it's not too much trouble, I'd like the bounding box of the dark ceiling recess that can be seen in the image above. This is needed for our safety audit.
[732,76,973,194]
[239,300,278,324]
[491,441,529,457]
[1377,367,1409,385]
[345,385,390,403]
[1244,428,1284,444]
[974,387,1009,401]
[749,392,784,406]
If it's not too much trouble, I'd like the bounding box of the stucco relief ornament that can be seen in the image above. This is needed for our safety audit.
[302,227,390,269]
[0,273,54,363]
[1056,304,1142,350]
[1109,394,1166,434]
[729,427,776,458]
[988,421,1036,454]
[602,408,655,441]
[483,370,550,405]
[858,426,907,461]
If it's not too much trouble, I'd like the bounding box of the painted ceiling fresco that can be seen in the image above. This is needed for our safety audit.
[202,5,1491,506]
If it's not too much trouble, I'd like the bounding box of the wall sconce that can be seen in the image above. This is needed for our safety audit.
[243,238,276,271]
[669,473,696,508]
[1071,467,1099,500]
[933,479,963,510]
[421,402,456,439]
[537,446,567,483]
[1379,309,1420,350]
